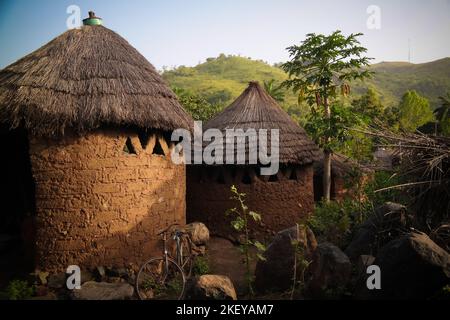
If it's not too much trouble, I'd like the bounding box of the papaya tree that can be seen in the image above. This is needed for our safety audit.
[282,31,373,201]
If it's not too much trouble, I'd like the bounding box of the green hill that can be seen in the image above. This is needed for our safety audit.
[162,54,297,108]
[163,55,450,110]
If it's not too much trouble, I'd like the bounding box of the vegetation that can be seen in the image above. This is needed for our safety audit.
[163,54,296,108]
[282,31,373,201]
[263,79,285,103]
[226,185,266,297]
[172,87,222,121]
[290,224,312,299]
[435,93,450,136]
[192,256,210,276]
[308,170,405,249]
[0,280,35,300]
[163,55,450,121]
[397,90,435,132]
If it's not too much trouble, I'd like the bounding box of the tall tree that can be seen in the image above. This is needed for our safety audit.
[282,31,373,201]
[397,90,434,132]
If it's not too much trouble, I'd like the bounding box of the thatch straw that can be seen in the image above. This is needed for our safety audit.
[204,81,320,165]
[360,127,450,228]
[0,25,192,137]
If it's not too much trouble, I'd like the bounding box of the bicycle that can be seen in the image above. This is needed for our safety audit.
[135,223,193,300]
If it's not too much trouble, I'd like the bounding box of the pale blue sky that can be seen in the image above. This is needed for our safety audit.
[1,0,449,69]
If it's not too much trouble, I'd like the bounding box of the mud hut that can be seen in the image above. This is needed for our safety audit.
[187,82,320,239]
[0,13,192,272]
[313,153,373,202]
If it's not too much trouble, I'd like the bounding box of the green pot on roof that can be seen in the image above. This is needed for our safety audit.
[83,11,103,26]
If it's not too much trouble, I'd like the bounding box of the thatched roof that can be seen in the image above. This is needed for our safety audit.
[204,81,320,165]
[314,152,373,177]
[0,23,192,136]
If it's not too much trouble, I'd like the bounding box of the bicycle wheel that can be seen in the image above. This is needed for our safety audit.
[136,257,186,300]
[177,234,193,278]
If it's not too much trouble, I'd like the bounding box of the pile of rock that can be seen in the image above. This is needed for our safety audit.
[253,202,450,300]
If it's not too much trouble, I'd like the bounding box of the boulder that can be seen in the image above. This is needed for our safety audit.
[345,202,408,261]
[357,232,450,300]
[186,275,237,300]
[106,267,129,278]
[356,255,376,275]
[307,242,352,298]
[47,273,67,289]
[186,222,210,246]
[254,225,317,292]
[431,224,450,253]
[71,281,134,300]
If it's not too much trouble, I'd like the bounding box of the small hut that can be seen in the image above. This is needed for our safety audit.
[313,153,373,202]
[187,82,320,239]
[0,13,192,272]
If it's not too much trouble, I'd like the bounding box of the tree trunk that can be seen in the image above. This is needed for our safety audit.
[323,93,332,202]
[323,150,332,201]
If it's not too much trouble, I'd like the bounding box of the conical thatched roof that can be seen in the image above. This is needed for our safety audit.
[0,23,192,136]
[205,81,319,165]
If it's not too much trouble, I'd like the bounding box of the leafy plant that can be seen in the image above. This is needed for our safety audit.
[192,256,210,276]
[308,200,353,248]
[282,30,373,201]
[226,185,266,297]
[397,90,435,132]
[289,224,312,299]
[263,79,285,102]
[0,280,35,300]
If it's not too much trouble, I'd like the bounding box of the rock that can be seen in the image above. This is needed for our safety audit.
[47,273,67,289]
[254,225,317,293]
[356,255,376,275]
[191,244,207,256]
[35,285,49,297]
[106,267,129,278]
[81,270,94,284]
[431,224,450,253]
[95,266,106,280]
[186,275,237,300]
[307,242,352,298]
[345,202,408,261]
[357,232,450,300]
[186,222,210,246]
[71,281,134,300]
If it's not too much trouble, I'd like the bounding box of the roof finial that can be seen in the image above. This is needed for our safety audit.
[83,11,103,26]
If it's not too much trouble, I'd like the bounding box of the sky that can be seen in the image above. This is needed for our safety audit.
[0,0,449,70]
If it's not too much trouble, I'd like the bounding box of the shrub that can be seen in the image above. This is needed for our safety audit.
[192,256,210,276]
[0,280,35,300]
[308,200,354,248]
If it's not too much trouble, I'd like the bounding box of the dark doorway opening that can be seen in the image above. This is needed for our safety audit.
[0,128,36,285]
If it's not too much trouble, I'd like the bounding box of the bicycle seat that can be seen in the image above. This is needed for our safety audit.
[157,223,180,236]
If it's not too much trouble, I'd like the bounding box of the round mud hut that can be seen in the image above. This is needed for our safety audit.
[187,81,320,240]
[0,13,192,273]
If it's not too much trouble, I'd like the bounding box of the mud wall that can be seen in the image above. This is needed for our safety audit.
[187,165,314,241]
[29,129,185,272]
